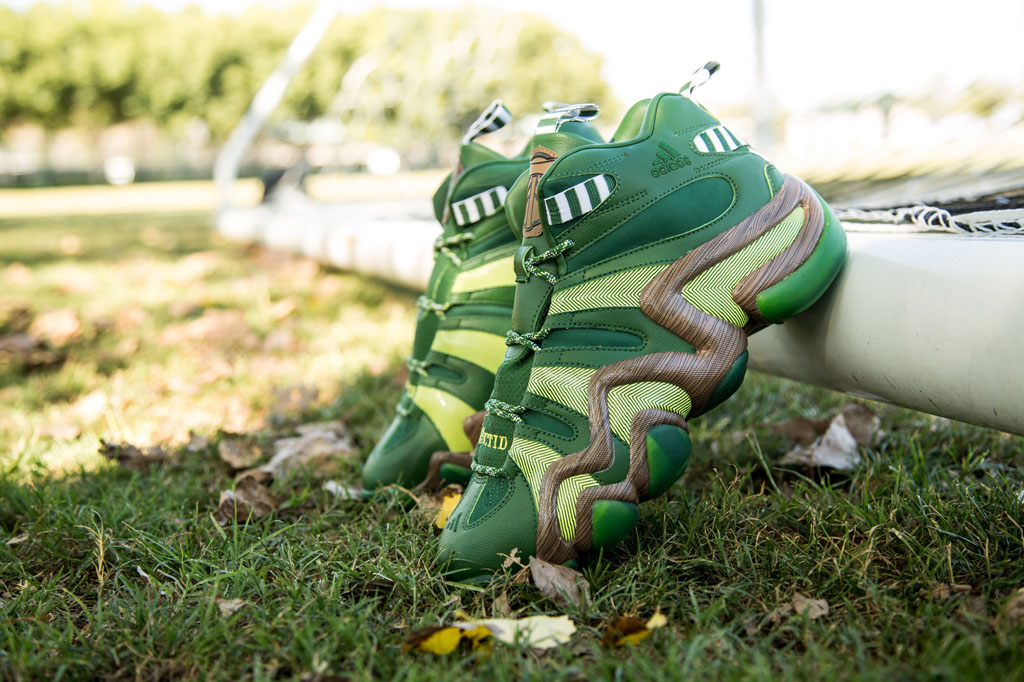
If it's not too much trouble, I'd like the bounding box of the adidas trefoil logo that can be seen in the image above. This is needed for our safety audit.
[650,141,692,177]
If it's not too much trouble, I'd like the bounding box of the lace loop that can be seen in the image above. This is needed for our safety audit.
[416,295,452,319]
[505,328,550,353]
[433,232,474,265]
[484,398,525,424]
[470,460,509,478]
[405,357,430,378]
[522,239,574,285]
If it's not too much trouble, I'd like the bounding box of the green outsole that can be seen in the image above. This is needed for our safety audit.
[756,192,848,324]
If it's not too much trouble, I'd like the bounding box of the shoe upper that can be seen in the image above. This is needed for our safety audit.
[438,92,803,580]
[362,104,529,491]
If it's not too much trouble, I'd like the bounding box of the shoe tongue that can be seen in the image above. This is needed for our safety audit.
[503,121,604,242]
[459,141,505,168]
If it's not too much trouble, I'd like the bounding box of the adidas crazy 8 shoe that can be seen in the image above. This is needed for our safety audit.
[438,70,848,580]
[362,101,529,492]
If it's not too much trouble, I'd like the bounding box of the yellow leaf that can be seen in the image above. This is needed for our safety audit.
[404,626,464,655]
[646,611,668,629]
[433,493,462,529]
[617,629,652,646]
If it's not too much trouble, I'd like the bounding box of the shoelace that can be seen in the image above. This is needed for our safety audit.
[406,357,430,378]
[433,232,474,266]
[521,239,574,284]
[416,295,451,319]
[482,240,574,427]
[484,398,525,424]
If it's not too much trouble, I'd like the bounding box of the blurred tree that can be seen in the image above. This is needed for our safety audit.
[0,1,615,156]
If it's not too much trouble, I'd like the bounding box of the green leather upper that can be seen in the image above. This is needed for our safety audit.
[362,141,527,491]
[438,92,816,579]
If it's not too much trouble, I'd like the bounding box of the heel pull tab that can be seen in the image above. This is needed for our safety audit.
[680,61,720,97]
[522,147,558,238]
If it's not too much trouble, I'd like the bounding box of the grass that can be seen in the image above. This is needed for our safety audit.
[2,209,1024,681]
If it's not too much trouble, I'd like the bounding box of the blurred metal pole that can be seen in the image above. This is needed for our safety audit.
[213,0,339,212]
[751,0,776,151]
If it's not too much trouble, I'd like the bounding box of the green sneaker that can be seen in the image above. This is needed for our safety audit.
[361,101,527,492]
[438,69,848,580]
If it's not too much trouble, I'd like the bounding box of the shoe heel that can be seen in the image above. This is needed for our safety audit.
[751,190,847,325]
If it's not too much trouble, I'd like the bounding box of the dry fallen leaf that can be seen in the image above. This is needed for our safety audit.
[771,416,830,446]
[466,615,576,649]
[323,480,364,501]
[218,438,262,470]
[28,308,83,347]
[215,477,279,525]
[260,425,356,478]
[1000,587,1024,626]
[99,440,169,472]
[769,592,830,623]
[778,404,878,472]
[433,491,462,530]
[216,598,248,617]
[529,556,589,608]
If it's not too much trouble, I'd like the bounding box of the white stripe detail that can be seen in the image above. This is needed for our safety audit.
[451,186,508,227]
[693,125,746,154]
[463,100,513,144]
[543,175,614,225]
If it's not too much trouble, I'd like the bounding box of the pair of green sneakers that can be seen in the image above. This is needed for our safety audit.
[364,66,848,582]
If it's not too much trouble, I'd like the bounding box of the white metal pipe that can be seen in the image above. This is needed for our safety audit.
[747,231,1024,436]
[219,204,1024,436]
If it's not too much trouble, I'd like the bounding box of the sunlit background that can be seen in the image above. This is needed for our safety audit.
[2,0,1023,192]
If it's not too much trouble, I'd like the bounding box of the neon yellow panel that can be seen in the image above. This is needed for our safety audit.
[432,329,507,374]
[509,436,598,541]
[450,255,515,294]
[681,206,805,326]
[409,385,474,451]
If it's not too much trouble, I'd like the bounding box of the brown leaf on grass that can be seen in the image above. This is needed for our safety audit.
[215,598,247,617]
[769,592,830,623]
[215,477,279,526]
[99,440,169,471]
[928,583,972,600]
[218,438,262,470]
[28,308,83,347]
[1000,587,1024,626]
[529,556,589,608]
[771,416,830,446]
[72,389,108,424]
[778,404,878,472]
[3,263,33,286]
[601,612,668,647]
[0,333,64,369]
[260,424,356,478]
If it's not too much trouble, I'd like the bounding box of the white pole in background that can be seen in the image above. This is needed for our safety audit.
[213,0,340,212]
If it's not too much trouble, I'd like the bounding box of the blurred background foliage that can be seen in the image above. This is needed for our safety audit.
[0,1,613,144]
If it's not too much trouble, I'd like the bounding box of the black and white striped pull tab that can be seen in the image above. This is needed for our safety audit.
[680,61,720,97]
[535,102,601,135]
[462,99,513,144]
